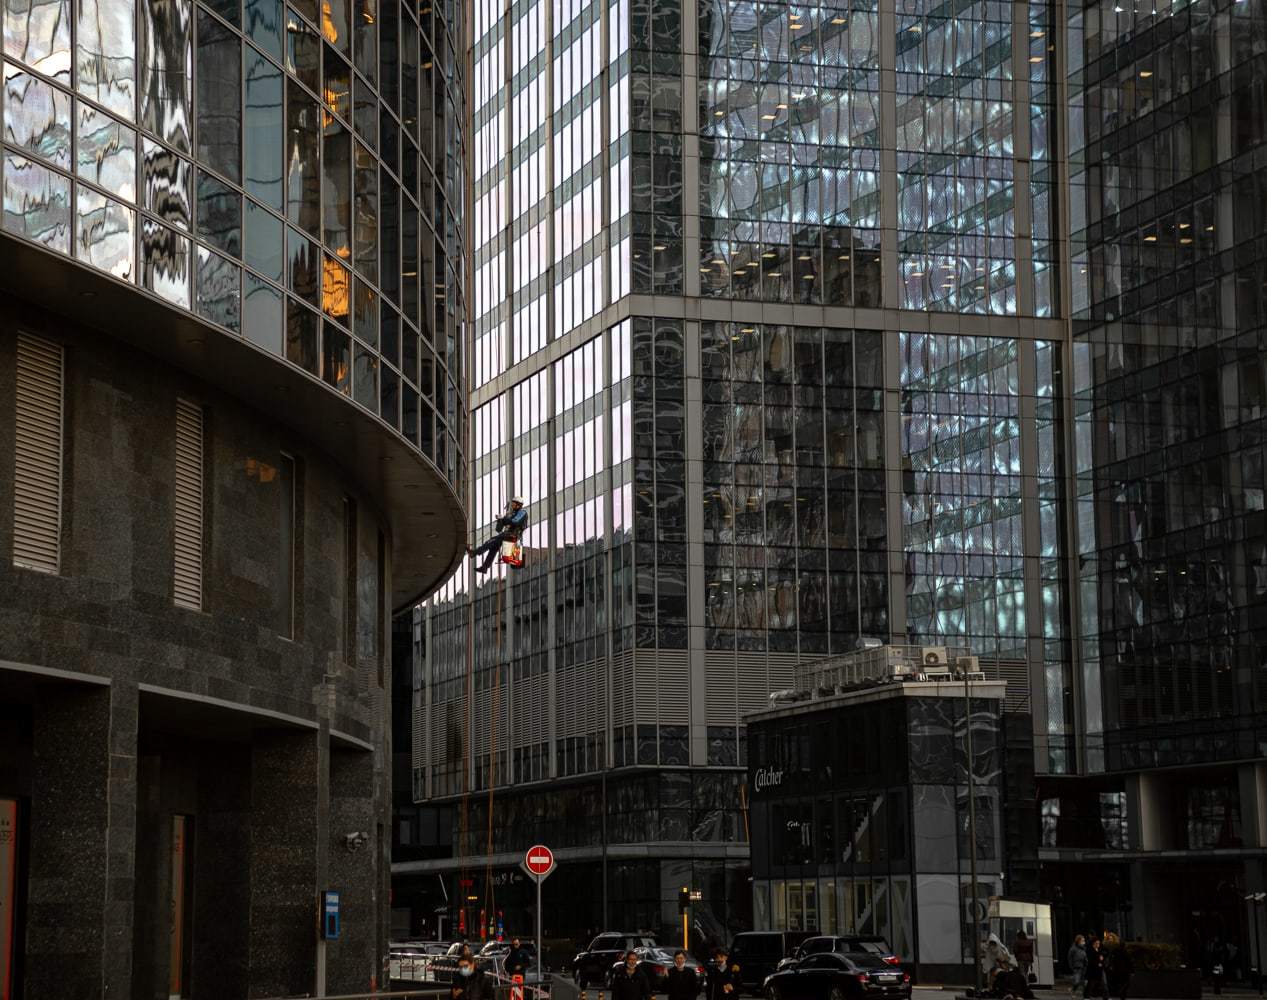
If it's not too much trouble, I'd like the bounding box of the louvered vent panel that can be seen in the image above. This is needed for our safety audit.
[12,334,63,573]
[705,652,738,724]
[736,652,771,715]
[173,399,204,609]
[982,658,1031,712]
[656,649,690,723]
[633,650,659,723]
[411,694,427,772]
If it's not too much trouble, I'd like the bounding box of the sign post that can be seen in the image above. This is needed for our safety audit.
[520,844,556,988]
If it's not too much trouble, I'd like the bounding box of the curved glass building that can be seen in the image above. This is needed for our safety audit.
[0,0,467,994]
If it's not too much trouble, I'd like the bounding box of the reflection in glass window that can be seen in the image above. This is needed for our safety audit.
[142,218,191,307]
[2,151,69,252]
[322,117,351,256]
[76,183,135,279]
[244,47,284,209]
[285,297,320,374]
[77,106,136,201]
[4,66,70,168]
[4,0,71,82]
[196,9,241,182]
[142,138,192,230]
[244,197,283,280]
[286,6,320,91]
[195,246,240,331]
[140,0,192,152]
[245,0,283,60]
[352,140,378,281]
[195,171,239,257]
[322,321,351,393]
[286,226,319,303]
[242,271,283,352]
[353,343,379,411]
[286,85,321,235]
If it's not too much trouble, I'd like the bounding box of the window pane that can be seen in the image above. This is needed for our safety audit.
[140,0,191,152]
[196,9,240,181]
[244,47,283,209]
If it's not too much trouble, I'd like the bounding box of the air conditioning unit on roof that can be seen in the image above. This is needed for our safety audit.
[921,646,949,667]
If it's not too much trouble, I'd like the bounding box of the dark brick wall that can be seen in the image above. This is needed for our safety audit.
[0,306,385,739]
[0,305,399,997]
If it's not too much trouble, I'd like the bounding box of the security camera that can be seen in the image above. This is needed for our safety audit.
[344,831,370,852]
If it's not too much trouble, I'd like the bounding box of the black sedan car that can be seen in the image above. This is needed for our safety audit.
[763,952,910,1000]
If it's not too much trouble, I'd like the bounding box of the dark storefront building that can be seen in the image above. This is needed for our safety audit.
[0,0,469,991]
[745,668,1027,983]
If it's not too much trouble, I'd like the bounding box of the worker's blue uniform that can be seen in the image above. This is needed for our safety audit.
[473,505,528,571]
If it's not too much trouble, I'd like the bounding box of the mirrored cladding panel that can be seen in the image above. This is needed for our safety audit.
[0,0,468,496]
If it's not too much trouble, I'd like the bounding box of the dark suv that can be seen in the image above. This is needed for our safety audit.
[785,937,902,969]
[572,933,658,988]
[729,932,816,995]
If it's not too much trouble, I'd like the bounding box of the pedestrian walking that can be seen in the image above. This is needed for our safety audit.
[706,948,741,1000]
[612,952,651,1000]
[1084,939,1108,999]
[505,937,532,979]
[1015,930,1035,981]
[451,953,494,1000]
[666,951,701,1000]
[1067,935,1088,997]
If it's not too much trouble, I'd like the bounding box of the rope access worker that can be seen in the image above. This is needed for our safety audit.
[469,496,528,573]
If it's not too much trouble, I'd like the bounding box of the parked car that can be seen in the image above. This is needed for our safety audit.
[729,932,817,995]
[780,937,902,970]
[605,947,705,992]
[763,952,911,1000]
[572,933,658,988]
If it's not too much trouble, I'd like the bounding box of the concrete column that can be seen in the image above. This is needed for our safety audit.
[1239,762,1267,849]
[248,728,321,998]
[1126,771,1172,851]
[25,681,137,1000]
[326,748,378,995]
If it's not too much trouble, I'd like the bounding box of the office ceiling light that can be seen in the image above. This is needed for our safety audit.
[1139,69,1153,77]
[1030,28,1044,36]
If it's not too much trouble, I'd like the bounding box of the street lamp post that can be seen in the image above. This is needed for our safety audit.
[965,668,983,997]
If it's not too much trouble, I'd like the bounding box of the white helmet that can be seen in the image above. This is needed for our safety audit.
[511,495,526,505]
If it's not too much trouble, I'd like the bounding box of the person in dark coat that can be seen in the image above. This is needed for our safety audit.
[666,951,701,1000]
[706,948,742,1000]
[505,938,533,979]
[1068,935,1088,996]
[452,953,494,1000]
[1014,931,1035,980]
[611,952,652,1000]
[1084,939,1108,999]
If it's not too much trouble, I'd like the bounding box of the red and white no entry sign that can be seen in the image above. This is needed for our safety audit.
[523,844,555,877]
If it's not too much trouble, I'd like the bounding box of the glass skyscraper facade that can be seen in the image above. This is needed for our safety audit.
[403,0,1090,945]
[398,0,1267,957]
